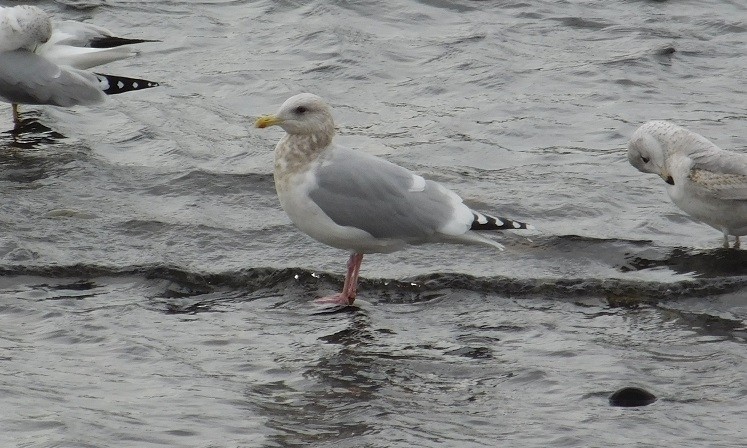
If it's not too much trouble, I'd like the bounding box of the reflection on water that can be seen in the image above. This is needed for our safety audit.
[0,129,79,185]
[274,310,376,446]
[625,247,747,278]
[669,308,747,342]
[1,112,65,150]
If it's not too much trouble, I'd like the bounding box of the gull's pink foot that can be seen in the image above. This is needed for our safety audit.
[313,252,363,307]
[314,293,355,306]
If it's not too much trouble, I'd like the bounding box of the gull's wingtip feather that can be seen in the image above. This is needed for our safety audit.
[89,36,161,49]
[470,211,531,232]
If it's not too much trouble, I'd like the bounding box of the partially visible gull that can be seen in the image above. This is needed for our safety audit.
[628,120,747,248]
[0,5,159,123]
[256,93,531,306]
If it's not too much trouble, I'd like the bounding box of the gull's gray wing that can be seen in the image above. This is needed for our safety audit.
[688,149,747,201]
[657,122,747,201]
[0,50,104,106]
[308,147,469,240]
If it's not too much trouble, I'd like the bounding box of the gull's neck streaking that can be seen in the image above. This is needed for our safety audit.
[274,119,335,180]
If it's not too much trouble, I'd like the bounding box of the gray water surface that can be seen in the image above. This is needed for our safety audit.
[1,0,746,446]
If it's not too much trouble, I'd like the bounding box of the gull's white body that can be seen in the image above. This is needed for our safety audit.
[628,120,747,247]
[256,93,530,305]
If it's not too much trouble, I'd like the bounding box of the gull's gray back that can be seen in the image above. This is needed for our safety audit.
[690,146,747,178]
[308,147,463,241]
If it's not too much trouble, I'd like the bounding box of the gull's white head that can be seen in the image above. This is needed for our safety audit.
[0,5,53,52]
[255,93,335,137]
[628,121,679,185]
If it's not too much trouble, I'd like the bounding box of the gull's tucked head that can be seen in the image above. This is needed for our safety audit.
[628,121,676,185]
[0,5,53,52]
[255,93,335,138]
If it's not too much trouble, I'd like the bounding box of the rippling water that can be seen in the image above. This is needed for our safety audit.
[1,0,746,446]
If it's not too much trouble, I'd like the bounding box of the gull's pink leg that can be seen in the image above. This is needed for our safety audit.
[342,253,363,299]
[12,104,19,124]
[315,253,364,306]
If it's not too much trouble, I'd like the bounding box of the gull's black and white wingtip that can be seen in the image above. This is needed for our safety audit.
[95,73,159,95]
[470,211,532,232]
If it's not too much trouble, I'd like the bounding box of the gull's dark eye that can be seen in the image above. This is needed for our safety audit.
[641,156,650,163]
[294,106,307,114]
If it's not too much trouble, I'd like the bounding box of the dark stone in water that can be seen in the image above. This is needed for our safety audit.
[655,46,676,55]
[609,387,657,407]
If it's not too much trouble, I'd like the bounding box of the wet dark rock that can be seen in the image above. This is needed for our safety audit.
[655,46,676,55]
[609,387,657,407]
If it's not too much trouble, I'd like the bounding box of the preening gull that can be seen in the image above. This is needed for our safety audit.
[0,5,159,123]
[628,120,747,248]
[256,93,531,306]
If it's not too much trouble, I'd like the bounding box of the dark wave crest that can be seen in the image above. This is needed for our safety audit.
[1,263,744,303]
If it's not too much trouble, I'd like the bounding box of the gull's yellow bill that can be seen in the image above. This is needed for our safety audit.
[255,115,281,128]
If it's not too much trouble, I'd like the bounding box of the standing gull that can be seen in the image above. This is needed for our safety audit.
[0,5,159,123]
[628,120,747,248]
[256,93,531,306]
